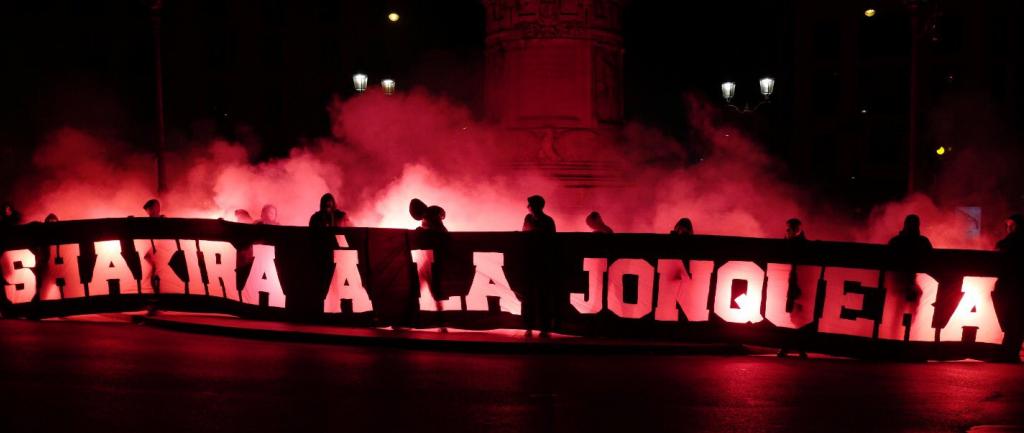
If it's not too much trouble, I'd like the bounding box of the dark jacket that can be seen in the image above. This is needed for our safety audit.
[523,213,556,233]
[309,209,348,228]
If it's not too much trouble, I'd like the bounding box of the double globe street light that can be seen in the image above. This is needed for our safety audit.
[352,73,396,96]
[720,77,775,113]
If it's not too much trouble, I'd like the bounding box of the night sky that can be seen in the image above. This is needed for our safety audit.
[2,0,1022,204]
[0,1,786,156]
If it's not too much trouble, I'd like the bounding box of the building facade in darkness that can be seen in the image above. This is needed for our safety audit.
[481,0,625,187]
[790,0,1024,207]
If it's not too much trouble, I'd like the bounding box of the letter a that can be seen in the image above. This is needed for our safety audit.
[90,241,138,296]
[324,236,373,313]
[940,276,1003,344]
[464,252,521,315]
[241,244,286,308]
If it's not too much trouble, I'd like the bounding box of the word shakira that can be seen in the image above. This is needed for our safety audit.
[0,235,524,317]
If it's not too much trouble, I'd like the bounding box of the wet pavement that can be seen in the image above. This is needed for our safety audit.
[1,319,1023,433]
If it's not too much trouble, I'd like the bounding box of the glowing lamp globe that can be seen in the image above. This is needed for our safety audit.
[721,82,736,103]
[381,79,396,96]
[759,77,775,98]
[352,73,368,92]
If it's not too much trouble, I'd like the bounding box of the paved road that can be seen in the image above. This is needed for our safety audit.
[1,320,1023,433]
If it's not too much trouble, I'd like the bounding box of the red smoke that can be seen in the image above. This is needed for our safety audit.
[9,88,1006,249]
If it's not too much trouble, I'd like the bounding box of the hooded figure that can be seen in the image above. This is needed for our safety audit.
[585,211,613,234]
[785,218,807,241]
[234,209,254,224]
[309,193,350,228]
[257,204,280,225]
[410,198,447,232]
[888,214,932,253]
[997,214,1024,254]
[1,203,23,227]
[670,218,693,236]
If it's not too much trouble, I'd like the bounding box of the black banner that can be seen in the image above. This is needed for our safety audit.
[1,218,1019,361]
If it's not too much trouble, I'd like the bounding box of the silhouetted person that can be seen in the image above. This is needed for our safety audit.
[309,193,350,228]
[997,214,1023,253]
[670,218,693,236]
[522,195,557,337]
[996,214,1024,362]
[410,198,448,232]
[256,205,279,225]
[44,213,59,223]
[522,195,555,233]
[779,217,810,359]
[1,202,22,227]
[407,198,452,330]
[143,199,164,218]
[234,209,253,223]
[785,218,807,241]
[888,214,932,253]
[585,211,613,234]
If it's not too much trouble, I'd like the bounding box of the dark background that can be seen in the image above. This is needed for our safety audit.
[1,0,1022,210]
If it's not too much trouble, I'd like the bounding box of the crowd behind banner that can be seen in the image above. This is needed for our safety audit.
[2,195,1023,362]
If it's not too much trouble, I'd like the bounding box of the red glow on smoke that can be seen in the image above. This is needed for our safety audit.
[7,89,1005,248]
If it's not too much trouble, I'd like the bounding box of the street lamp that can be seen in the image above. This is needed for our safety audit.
[353,73,368,92]
[720,77,774,113]
[150,0,166,195]
[903,0,942,195]
[381,79,396,96]
[721,82,736,103]
[759,77,775,98]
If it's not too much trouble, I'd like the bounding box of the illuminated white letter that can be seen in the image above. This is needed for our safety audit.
[2,249,36,304]
[574,258,606,314]
[241,244,286,308]
[465,252,521,315]
[878,272,938,342]
[713,261,765,324]
[198,240,239,300]
[40,244,83,299]
[940,276,1003,344]
[655,259,713,322]
[819,267,878,338]
[764,263,820,329]
[90,240,139,296]
[411,249,461,311]
[607,259,655,319]
[133,239,186,295]
[324,236,373,313]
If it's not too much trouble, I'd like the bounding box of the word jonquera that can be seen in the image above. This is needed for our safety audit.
[0,236,1003,345]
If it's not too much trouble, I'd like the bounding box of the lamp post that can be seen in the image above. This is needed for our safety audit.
[903,0,942,195]
[151,0,166,195]
[907,0,921,195]
[720,77,775,113]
